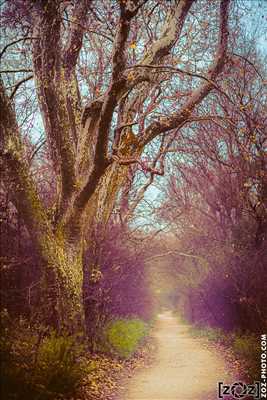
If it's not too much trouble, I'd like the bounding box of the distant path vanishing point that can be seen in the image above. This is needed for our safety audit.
[121,311,235,400]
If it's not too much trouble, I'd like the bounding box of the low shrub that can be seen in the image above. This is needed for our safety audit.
[0,311,87,400]
[34,331,85,397]
[104,318,149,358]
[232,334,260,380]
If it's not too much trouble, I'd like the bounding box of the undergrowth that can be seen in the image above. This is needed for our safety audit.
[189,324,261,381]
[103,318,149,358]
[0,310,87,400]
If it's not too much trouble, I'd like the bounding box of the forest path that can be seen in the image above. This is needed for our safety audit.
[120,311,234,400]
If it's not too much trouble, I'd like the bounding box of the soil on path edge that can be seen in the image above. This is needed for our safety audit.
[118,311,237,400]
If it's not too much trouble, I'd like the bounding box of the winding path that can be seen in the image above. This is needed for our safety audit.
[121,311,235,400]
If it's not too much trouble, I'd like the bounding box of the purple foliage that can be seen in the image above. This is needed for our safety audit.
[83,222,154,339]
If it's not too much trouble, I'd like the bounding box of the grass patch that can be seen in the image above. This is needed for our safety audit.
[104,318,149,358]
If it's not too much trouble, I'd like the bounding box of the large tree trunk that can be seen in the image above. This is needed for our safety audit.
[0,79,84,331]
[38,238,84,332]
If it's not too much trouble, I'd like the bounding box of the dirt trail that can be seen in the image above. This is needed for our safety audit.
[121,311,235,400]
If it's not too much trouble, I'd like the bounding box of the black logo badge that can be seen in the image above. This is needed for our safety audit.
[218,381,260,399]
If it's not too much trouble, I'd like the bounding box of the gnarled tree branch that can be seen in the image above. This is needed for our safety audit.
[140,0,230,146]
[32,1,78,218]
[79,0,195,161]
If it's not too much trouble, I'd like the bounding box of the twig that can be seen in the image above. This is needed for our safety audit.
[10,74,33,99]
[0,68,33,74]
[0,37,35,59]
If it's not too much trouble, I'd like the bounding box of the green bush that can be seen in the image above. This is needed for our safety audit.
[0,311,86,400]
[104,318,149,358]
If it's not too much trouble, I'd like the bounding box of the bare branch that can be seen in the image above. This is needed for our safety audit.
[63,0,92,71]
[0,69,33,74]
[126,63,232,102]
[142,0,195,65]
[10,75,33,99]
[232,52,264,80]
[0,37,35,59]
[71,3,141,217]
[32,0,77,211]
[141,0,231,146]
[112,155,164,176]
[80,0,195,135]
[62,17,114,42]
[145,251,207,263]
[29,138,46,163]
